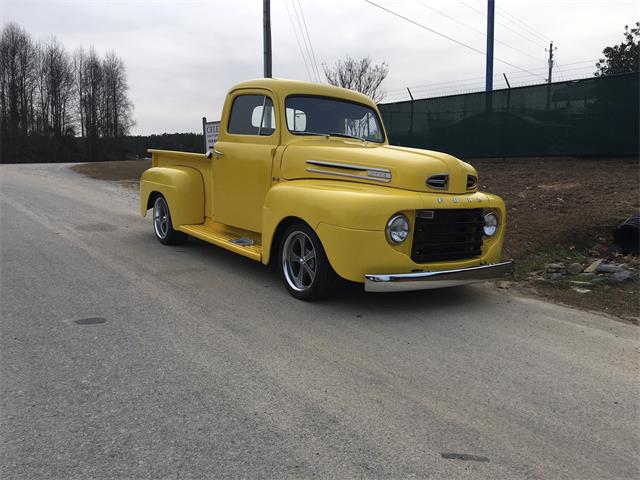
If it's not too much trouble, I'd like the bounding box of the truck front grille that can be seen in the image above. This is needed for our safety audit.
[411,209,484,263]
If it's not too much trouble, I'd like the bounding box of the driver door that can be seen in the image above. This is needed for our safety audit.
[213,91,278,233]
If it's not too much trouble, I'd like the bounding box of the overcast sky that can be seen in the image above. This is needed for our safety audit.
[2,0,638,135]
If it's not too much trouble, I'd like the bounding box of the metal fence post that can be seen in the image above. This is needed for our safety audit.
[202,117,207,152]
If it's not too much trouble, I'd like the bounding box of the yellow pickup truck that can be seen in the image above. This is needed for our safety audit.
[140,78,512,300]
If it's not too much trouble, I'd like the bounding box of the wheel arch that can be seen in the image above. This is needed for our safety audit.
[261,179,412,267]
[266,216,312,266]
[146,190,162,211]
[139,166,205,227]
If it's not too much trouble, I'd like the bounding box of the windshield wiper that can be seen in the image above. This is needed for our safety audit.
[295,131,328,137]
[295,131,366,142]
[329,132,366,142]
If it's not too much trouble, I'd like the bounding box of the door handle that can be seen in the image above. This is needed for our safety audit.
[213,148,224,158]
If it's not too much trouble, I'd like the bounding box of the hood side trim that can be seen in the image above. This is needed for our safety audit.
[306,159,390,173]
[305,168,391,183]
[306,160,392,183]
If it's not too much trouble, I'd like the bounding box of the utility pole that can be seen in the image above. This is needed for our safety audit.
[546,41,556,83]
[406,88,415,143]
[263,0,272,78]
[502,73,511,89]
[485,0,495,91]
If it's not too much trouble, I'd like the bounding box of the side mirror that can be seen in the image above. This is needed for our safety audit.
[205,150,213,159]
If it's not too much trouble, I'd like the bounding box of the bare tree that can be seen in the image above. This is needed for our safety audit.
[78,47,103,160]
[0,22,37,159]
[74,47,133,160]
[42,38,75,139]
[72,48,86,138]
[34,41,49,136]
[323,56,389,102]
[1,22,134,163]
[101,51,133,138]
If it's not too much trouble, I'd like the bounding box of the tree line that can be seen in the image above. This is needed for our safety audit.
[0,22,133,163]
[123,133,204,158]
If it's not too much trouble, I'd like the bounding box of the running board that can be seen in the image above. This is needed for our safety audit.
[178,223,262,261]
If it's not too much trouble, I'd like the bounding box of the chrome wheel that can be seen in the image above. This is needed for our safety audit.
[153,196,169,240]
[282,230,317,292]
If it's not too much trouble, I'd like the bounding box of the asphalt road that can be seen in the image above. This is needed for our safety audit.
[1,163,638,480]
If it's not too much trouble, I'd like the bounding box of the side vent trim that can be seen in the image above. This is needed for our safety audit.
[426,173,449,190]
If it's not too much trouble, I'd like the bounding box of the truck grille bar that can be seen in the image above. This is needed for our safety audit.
[411,209,484,263]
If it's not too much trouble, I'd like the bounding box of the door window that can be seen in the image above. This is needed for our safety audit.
[228,94,276,136]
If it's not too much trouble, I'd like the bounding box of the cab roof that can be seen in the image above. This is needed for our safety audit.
[229,78,377,108]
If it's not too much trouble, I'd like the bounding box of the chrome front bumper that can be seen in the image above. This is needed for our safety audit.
[364,261,514,292]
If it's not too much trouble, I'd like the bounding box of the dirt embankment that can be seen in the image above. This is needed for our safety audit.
[468,157,639,321]
[468,157,639,259]
[72,159,150,186]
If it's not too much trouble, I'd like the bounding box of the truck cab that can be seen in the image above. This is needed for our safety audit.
[140,78,512,300]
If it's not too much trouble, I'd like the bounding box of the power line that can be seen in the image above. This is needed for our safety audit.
[284,0,313,81]
[364,0,546,80]
[467,0,548,42]
[555,62,565,81]
[412,0,540,61]
[295,0,322,82]
[458,0,548,49]
[497,6,548,42]
[291,0,320,82]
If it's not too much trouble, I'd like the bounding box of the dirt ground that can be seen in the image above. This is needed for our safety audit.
[469,157,639,321]
[468,157,639,259]
[71,157,639,320]
[72,159,149,185]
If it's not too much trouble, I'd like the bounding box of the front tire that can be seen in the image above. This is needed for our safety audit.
[278,223,336,300]
[153,195,187,245]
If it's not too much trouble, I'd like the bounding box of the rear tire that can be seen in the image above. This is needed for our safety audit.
[153,195,187,245]
[278,222,336,300]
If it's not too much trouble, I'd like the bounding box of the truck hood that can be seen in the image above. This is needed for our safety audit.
[280,139,477,194]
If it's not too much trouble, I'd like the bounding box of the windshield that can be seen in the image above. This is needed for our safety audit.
[285,95,385,143]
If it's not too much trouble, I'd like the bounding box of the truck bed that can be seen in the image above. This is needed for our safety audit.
[148,149,212,218]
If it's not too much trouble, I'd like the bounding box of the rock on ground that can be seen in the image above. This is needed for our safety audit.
[567,263,584,274]
[612,270,638,283]
[596,263,625,274]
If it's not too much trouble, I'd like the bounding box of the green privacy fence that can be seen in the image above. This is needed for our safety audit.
[378,72,639,157]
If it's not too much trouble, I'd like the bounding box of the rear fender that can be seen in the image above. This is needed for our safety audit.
[140,166,204,227]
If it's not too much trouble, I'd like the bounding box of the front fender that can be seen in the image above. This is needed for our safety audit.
[140,166,204,227]
[261,179,425,265]
[261,179,507,279]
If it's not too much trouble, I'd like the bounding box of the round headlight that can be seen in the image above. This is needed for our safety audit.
[386,214,410,245]
[483,212,498,237]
